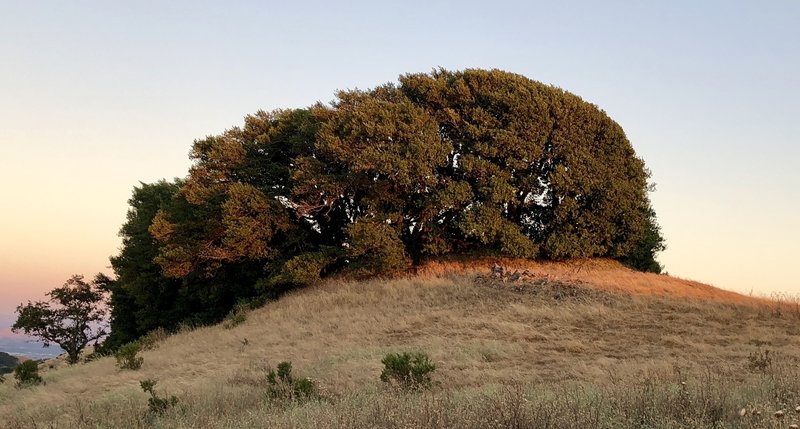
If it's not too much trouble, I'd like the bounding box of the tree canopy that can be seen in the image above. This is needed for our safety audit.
[106,69,665,343]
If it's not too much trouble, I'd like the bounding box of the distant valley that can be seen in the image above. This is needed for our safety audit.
[0,321,62,360]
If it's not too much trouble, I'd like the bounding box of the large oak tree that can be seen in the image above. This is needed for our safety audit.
[105,69,665,345]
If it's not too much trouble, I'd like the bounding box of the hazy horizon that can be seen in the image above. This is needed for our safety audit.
[0,314,63,359]
[1,1,798,315]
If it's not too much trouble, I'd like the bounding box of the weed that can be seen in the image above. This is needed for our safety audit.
[380,351,436,390]
[83,349,108,362]
[115,342,144,370]
[140,379,178,415]
[138,327,170,351]
[177,320,198,334]
[266,361,316,401]
[223,302,249,329]
[747,348,772,373]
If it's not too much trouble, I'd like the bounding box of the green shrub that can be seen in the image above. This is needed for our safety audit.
[115,341,144,370]
[223,302,248,329]
[140,379,178,415]
[380,351,435,389]
[14,360,43,388]
[266,361,316,401]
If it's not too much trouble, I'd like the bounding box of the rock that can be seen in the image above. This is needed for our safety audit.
[491,263,504,278]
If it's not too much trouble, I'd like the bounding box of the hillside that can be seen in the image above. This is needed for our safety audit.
[2,260,799,428]
[0,351,18,374]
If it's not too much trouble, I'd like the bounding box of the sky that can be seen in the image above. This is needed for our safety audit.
[1,0,798,317]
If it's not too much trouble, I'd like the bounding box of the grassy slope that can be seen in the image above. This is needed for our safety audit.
[2,259,800,428]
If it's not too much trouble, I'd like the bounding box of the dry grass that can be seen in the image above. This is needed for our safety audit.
[414,258,769,304]
[2,260,800,428]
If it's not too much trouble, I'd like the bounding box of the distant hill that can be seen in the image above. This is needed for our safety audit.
[0,336,62,360]
[0,351,18,374]
[0,324,63,360]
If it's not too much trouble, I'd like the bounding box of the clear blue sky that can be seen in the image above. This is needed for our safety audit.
[1,0,798,314]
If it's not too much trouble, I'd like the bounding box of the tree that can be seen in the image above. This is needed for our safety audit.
[397,69,654,261]
[156,68,664,289]
[101,180,184,351]
[12,275,107,364]
[618,206,666,273]
[105,69,665,338]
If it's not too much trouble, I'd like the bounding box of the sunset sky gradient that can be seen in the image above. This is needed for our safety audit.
[1,1,798,316]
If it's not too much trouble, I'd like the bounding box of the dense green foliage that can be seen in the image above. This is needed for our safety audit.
[618,208,666,273]
[13,360,42,388]
[105,69,664,344]
[101,180,267,349]
[12,275,107,364]
[100,181,184,350]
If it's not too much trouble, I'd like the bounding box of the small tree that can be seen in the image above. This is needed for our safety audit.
[13,360,43,387]
[12,274,108,364]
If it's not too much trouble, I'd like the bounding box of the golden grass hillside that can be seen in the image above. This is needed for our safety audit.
[2,259,800,428]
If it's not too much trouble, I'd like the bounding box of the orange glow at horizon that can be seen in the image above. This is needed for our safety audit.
[1,0,798,318]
